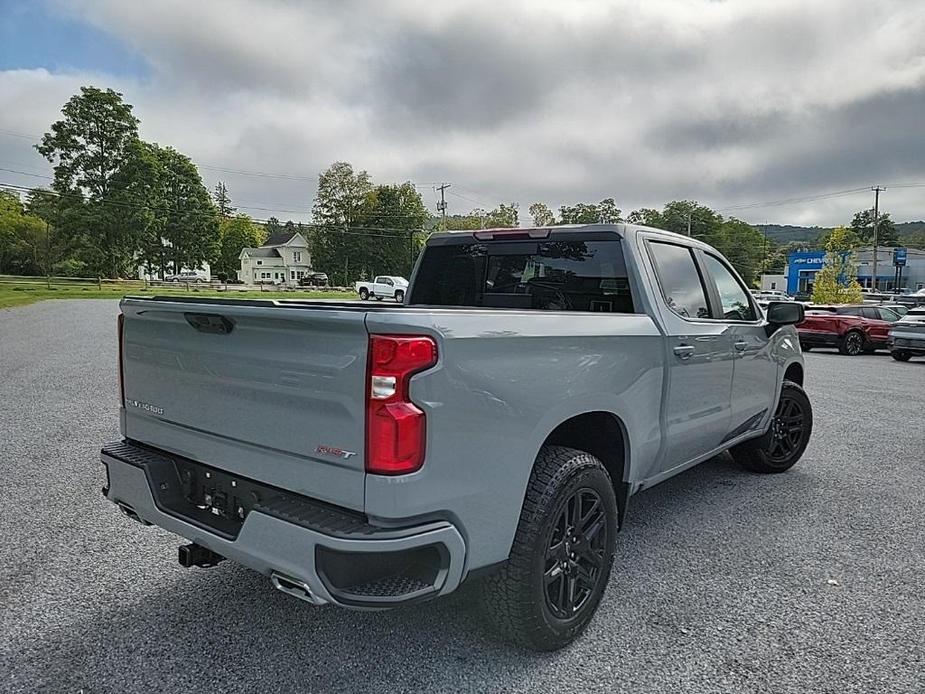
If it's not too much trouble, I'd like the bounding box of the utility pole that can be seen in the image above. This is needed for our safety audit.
[871,186,885,291]
[436,183,450,231]
[686,210,692,237]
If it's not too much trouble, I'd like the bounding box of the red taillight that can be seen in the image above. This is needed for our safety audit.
[366,335,437,475]
[117,312,125,406]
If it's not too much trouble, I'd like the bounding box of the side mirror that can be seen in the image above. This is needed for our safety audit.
[765,301,804,333]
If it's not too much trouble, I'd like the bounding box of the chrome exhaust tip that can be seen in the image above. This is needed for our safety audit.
[270,572,324,605]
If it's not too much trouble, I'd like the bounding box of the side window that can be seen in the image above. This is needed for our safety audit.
[648,242,711,319]
[702,254,757,321]
[878,308,899,321]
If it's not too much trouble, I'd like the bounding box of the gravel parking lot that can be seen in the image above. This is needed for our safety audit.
[2,299,924,694]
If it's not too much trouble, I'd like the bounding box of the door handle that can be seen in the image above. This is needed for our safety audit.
[673,345,695,360]
[734,341,749,351]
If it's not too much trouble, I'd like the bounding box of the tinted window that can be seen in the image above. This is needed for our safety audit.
[648,242,710,319]
[703,254,757,321]
[835,307,863,317]
[409,239,634,312]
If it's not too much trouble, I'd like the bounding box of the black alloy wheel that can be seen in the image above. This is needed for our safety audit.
[765,392,807,465]
[730,380,813,474]
[543,488,608,620]
[840,331,864,356]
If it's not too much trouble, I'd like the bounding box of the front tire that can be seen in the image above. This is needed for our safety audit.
[730,380,813,474]
[483,446,617,651]
[395,290,405,303]
[838,330,864,356]
[891,350,912,362]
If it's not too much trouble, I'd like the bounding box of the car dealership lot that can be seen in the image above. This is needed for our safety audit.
[2,300,924,694]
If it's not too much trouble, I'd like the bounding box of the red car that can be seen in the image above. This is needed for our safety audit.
[797,304,902,355]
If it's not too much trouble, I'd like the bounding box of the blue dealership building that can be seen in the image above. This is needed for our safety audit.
[785,246,925,295]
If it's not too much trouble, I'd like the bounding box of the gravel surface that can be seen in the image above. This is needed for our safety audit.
[1,299,923,693]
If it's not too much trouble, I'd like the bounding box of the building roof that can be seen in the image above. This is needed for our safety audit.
[243,247,282,258]
[264,231,303,247]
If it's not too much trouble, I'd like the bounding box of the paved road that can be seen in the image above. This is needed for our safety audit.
[2,300,923,694]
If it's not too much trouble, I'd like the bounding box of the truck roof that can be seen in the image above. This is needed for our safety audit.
[427,222,712,249]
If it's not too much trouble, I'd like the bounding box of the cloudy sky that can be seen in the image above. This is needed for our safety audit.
[2,0,924,226]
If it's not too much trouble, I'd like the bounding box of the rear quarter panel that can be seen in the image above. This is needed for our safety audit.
[364,309,663,570]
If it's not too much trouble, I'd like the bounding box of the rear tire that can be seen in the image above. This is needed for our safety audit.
[891,350,912,362]
[838,330,864,356]
[730,380,813,474]
[359,288,369,300]
[483,446,617,651]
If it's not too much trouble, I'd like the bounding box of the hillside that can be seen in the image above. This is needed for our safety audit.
[756,221,925,247]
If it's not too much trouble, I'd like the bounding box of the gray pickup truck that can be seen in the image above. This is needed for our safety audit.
[102,223,812,650]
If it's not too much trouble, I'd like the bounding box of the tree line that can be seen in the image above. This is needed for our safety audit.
[2,84,913,288]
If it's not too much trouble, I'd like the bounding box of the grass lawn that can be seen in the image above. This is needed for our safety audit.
[0,284,356,310]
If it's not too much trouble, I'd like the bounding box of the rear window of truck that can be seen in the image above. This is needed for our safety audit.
[409,239,635,312]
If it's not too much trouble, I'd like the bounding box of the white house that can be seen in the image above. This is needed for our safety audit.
[238,231,312,286]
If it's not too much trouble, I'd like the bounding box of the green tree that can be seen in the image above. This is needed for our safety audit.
[851,208,899,247]
[156,146,220,274]
[36,86,141,277]
[529,202,556,226]
[558,198,622,224]
[812,226,863,304]
[715,217,766,286]
[0,190,24,273]
[310,162,374,285]
[626,208,663,226]
[265,217,283,235]
[487,202,519,228]
[818,225,861,249]
[215,214,265,279]
[445,203,519,231]
[111,139,168,277]
[0,189,67,276]
[213,181,236,217]
[362,182,429,277]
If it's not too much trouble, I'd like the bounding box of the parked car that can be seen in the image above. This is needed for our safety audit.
[102,223,810,651]
[164,271,207,283]
[299,272,329,287]
[878,303,909,318]
[888,307,925,361]
[797,304,900,355]
[355,275,408,301]
[755,289,794,302]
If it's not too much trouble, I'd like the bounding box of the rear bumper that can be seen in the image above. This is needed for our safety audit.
[101,441,466,609]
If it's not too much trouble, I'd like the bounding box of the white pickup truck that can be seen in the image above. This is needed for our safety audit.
[355,275,408,302]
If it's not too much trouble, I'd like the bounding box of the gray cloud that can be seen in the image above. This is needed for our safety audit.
[2,0,925,226]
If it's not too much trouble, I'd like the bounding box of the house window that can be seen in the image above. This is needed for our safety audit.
[293,251,301,263]
[257,260,262,265]
[290,270,295,279]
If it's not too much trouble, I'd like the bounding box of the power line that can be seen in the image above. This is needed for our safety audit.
[716,186,872,212]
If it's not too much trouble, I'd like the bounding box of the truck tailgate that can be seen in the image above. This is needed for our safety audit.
[119,298,369,511]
